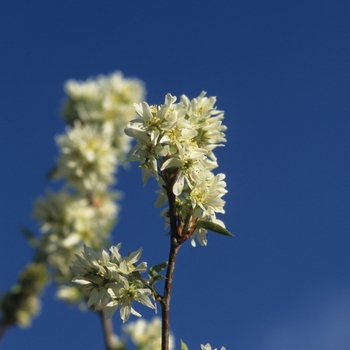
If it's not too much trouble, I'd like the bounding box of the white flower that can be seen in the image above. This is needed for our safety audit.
[127,129,170,185]
[33,188,120,283]
[160,144,217,196]
[64,71,145,126]
[109,244,148,275]
[124,92,228,245]
[105,280,155,322]
[190,228,208,247]
[182,91,227,147]
[201,344,226,350]
[33,189,72,234]
[67,193,118,243]
[33,189,118,240]
[63,72,145,158]
[65,79,100,101]
[124,317,175,350]
[56,286,82,304]
[125,92,225,194]
[189,172,227,217]
[127,94,181,142]
[71,245,120,310]
[55,123,117,190]
[71,243,154,320]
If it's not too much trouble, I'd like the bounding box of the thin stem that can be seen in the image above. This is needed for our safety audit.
[0,324,8,344]
[160,236,181,350]
[159,172,181,350]
[98,310,118,350]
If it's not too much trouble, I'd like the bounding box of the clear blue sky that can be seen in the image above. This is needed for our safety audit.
[1,1,350,349]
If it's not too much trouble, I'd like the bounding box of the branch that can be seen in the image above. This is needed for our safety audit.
[0,323,8,344]
[98,310,119,350]
[159,172,181,350]
[160,236,180,350]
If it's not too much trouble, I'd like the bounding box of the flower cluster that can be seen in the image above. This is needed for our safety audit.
[71,244,155,323]
[30,72,145,303]
[63,71,145,153]
[124,317,175,350]
[2,70,231,349]
[54,124,118,191]
[0,263,48,328]
[125,92,227,246]
[33,189,119,284]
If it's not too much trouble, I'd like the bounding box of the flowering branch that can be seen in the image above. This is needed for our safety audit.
[2,69,231,349]
[157,169,181,350]
[122,91,231,349]
[70,90,230,349]
[0,72,146,348]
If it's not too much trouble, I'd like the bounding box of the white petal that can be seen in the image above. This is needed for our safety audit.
[173,173,184,196]
[72,277,91,285]
[120,304,131,323]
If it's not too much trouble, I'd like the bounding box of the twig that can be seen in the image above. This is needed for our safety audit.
[159,172,182,350]
[98,310,118,350]
[0,323,8,344]
[160,236,180,350]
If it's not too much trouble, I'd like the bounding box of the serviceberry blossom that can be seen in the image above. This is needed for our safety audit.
[54,123,117,190]
[124,317,175,350]
[71,244,155,322]
[28,71,145,308]
[160,143,216,196]
[125,92,228,246]
[33,189,118,283]
[105,279,155,323]
[63,71,145,153]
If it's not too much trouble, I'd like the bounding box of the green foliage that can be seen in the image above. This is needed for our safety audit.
[45,166,58,179]
[196,220,233,237]
[181,339,189,350]
[148,261,168,279]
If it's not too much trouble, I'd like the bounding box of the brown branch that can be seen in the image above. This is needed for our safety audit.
[159,170,182,350]
[0,323,8,344]
[98,310,118,350]
[160,236,181,350]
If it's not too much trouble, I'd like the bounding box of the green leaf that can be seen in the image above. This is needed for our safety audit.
[148,261,168,278]
[20,226,40,247]
[46,166,58,179]
[181,340,189,350]
[149,275,167,286]
[196,220,234,237]
[21,226,35,241]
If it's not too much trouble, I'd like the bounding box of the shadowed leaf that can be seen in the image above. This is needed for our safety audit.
[196,220,234,237]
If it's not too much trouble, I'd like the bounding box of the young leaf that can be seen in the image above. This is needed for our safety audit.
[20,226,39,246]
[46,166,58,179]
[148,261,168,278]
[196,220,234,237]
[149,274,167,286]
[20,226,35,241]
[181,339,189,350]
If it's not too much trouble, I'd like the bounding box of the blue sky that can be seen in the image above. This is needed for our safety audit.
[1,1,350,349]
